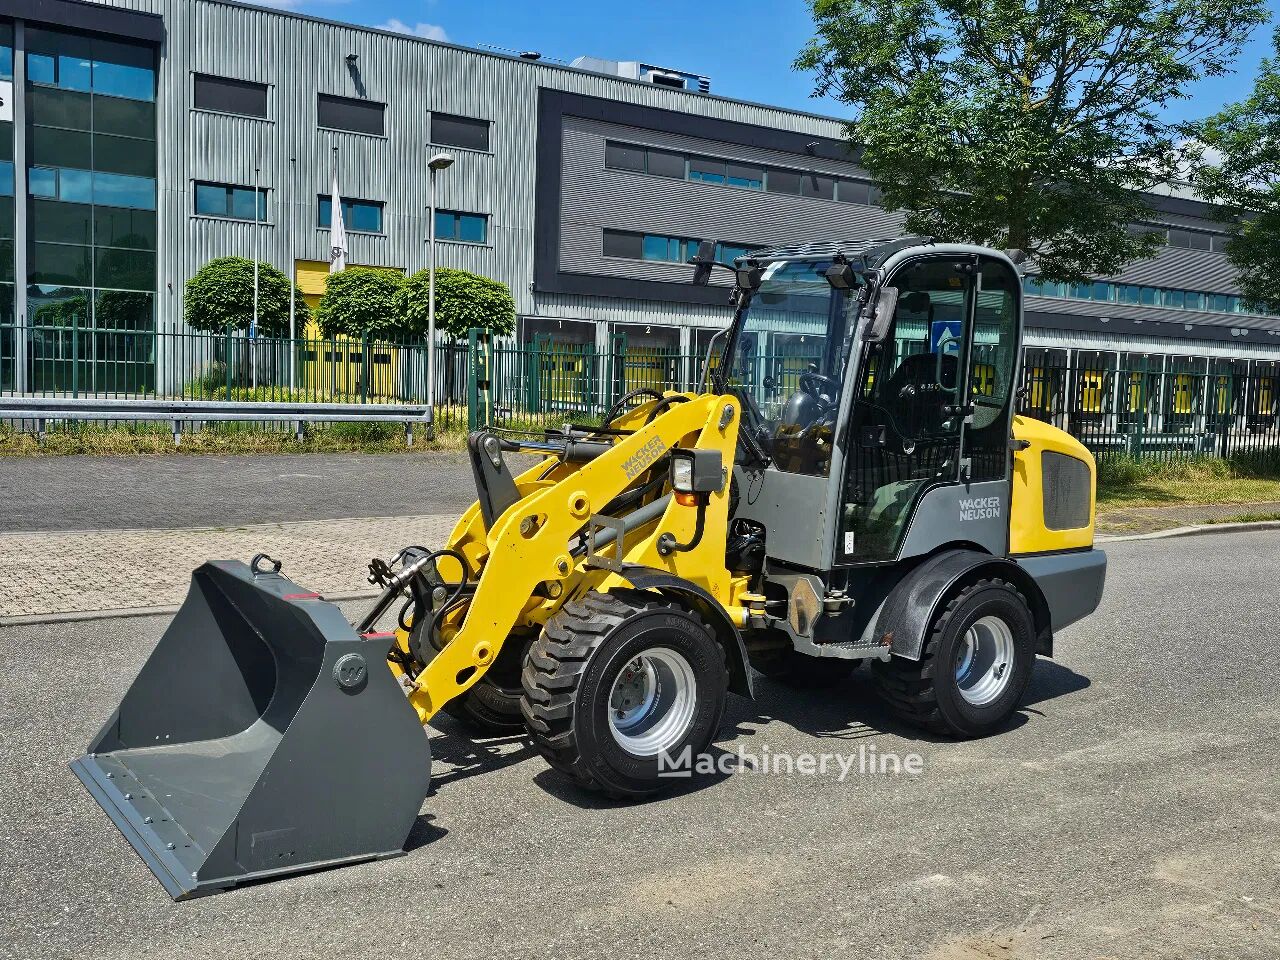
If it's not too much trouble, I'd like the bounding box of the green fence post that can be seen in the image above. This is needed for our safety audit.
[71,310,79,398]
[466,326,494,431]
[224,325,233,401]
[360,334,369,404]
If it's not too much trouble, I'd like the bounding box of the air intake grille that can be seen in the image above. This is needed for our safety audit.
[1042,451,1091,530]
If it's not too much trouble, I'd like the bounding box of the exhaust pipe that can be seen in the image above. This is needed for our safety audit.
[70,559,431,899]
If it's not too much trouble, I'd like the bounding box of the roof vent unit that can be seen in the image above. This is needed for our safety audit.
[570,56,710,93]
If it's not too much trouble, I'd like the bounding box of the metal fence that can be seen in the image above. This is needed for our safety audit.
[4,321,1280,463]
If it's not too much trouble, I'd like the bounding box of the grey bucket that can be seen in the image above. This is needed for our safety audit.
[70,560,432,899]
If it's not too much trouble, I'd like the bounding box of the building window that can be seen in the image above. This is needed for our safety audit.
[29,166,155,211]
[434,210,488,244]
[193,74,268,119]
[317,94,385,136]
[318,195,383,233]
[195,181,268,221]
[26,30,155,102]
[603,230,757,266]
[1166,228,1216,251]
[431,113,490,151]
[1024,276,1258,317]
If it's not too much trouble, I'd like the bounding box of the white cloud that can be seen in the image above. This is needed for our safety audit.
[376,18,448,41]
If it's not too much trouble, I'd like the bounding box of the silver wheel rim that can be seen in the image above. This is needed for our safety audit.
[607,647,698,757]
[955,615,1015,707]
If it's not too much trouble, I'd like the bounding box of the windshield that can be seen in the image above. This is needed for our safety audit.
[719,260,862,476]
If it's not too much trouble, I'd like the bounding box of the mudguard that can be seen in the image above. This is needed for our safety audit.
[614,564,754,698]
[874,549,1055,661]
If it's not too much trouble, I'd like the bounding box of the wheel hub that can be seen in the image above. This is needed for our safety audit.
[954,614,1015,707]
[607,647,698,757]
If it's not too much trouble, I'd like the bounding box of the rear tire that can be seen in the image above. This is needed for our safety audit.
[520,590,728,798]
[872,578,1035,738]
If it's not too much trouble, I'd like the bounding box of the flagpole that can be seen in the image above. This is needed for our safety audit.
[251,150,260,391]
[288,156,296,392]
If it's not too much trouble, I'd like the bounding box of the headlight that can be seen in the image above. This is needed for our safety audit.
[671,455,695,493]
[668,448,724,505]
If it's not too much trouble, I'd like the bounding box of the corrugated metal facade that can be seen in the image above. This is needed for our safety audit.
[52,0,1280,365]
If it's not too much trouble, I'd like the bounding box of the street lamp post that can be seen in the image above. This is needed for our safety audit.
[427,152,454,427]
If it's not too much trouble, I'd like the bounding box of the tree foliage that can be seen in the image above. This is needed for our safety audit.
[397,268,516,341]
[796,0,1268,282]
[315,267,407,338]
[1195,28,1280,313]
[184,256,308,337]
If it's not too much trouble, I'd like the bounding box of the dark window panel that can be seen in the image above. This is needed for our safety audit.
[93,172,155,211]
[431,113,489,151]
[0,121,12,163]
[30,198,93,244]
[95,246,155,290]
[0,195,12,239]
[29,241,92,286]
[1166,229,1191,248]
[0,240,11,283]
[605,142,646,172]
[94,289,154,330]
[1187,231,1212,251]
[93,96,155,140]
[646,149,685,179]
[193,74,268,119]
[837,180,870,204]
[26,87,92,131]
[1211,235,1230,253]
[725,162,763,189]
[28,286,90,330]
[30,126,91,170]
[688,156,726,185]
[229,186,262,221]
[602,230,643,259]
[766,168,801,194]
[95,206,156,250]
[801,173,836,200]
[317,93,385,136]
[642,234,683,262]
[457,213,487,243]
[93,133,156,178]
[348,200,382,233]
[433,209,456,240]
[194,182,227,217]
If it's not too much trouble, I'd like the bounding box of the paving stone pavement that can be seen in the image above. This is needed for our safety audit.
[0,514,457,619]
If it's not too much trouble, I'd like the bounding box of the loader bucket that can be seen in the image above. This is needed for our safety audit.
[70,560,431,899]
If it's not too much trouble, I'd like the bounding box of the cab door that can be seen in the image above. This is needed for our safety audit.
[839,254,1021,564]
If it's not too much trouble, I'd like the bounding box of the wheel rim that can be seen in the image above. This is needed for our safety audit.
[954,615,1016,707]
[607,647,698,757]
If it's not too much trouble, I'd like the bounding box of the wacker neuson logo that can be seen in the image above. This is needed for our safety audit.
[658,744,925,780]
[959,496,1001,521]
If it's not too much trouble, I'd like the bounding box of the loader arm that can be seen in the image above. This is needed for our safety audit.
[399,392,741,723]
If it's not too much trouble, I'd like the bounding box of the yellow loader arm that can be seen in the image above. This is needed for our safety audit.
[396,391,742,723]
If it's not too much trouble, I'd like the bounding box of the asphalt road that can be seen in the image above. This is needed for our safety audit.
[0,453,538,531]
[2,530,1276,960]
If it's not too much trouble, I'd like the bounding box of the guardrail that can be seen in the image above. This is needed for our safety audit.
[0,397,434,446]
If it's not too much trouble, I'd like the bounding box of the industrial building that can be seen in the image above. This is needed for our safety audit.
[1,0,1277,429]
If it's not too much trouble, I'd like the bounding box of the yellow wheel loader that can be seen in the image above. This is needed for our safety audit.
[72,237,1106,898]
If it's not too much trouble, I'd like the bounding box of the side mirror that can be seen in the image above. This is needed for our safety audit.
[690,240,717,286]
[864,286,899,342]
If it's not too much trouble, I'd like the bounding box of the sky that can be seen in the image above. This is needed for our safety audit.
[263,0,1277,125]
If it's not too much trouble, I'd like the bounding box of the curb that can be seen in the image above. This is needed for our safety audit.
[0,589,381,628]
[1097,519,1280,543]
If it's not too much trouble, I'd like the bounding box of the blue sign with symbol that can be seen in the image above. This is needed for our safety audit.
[930,320,963,355]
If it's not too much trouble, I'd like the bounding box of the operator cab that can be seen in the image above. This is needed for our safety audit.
[715,238,1023,570]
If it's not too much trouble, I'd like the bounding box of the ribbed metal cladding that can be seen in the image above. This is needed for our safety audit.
[78,0,1258,350]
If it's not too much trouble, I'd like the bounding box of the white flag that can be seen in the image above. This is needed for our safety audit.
[329,170,347,273]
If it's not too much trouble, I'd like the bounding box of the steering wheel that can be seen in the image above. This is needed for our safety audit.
[798,371,839,404]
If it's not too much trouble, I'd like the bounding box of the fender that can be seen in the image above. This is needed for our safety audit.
[615,564,754,698]
[874,549,1054,661]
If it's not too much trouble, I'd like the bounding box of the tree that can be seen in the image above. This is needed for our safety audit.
[184,256,308,337]
[1195,28,1280,313]
[316,267,407,339]
[795,0,1268,282]
[397,268,516,341]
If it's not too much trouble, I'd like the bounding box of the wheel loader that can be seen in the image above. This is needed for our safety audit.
[72,237,1107,898]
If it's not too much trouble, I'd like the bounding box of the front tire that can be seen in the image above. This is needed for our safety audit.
[872,578,1036,738]
[520,590,729,798]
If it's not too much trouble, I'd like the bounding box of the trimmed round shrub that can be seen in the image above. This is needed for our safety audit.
[397,268,515,341]
[184,256,309,337]
[316,267,408,339]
